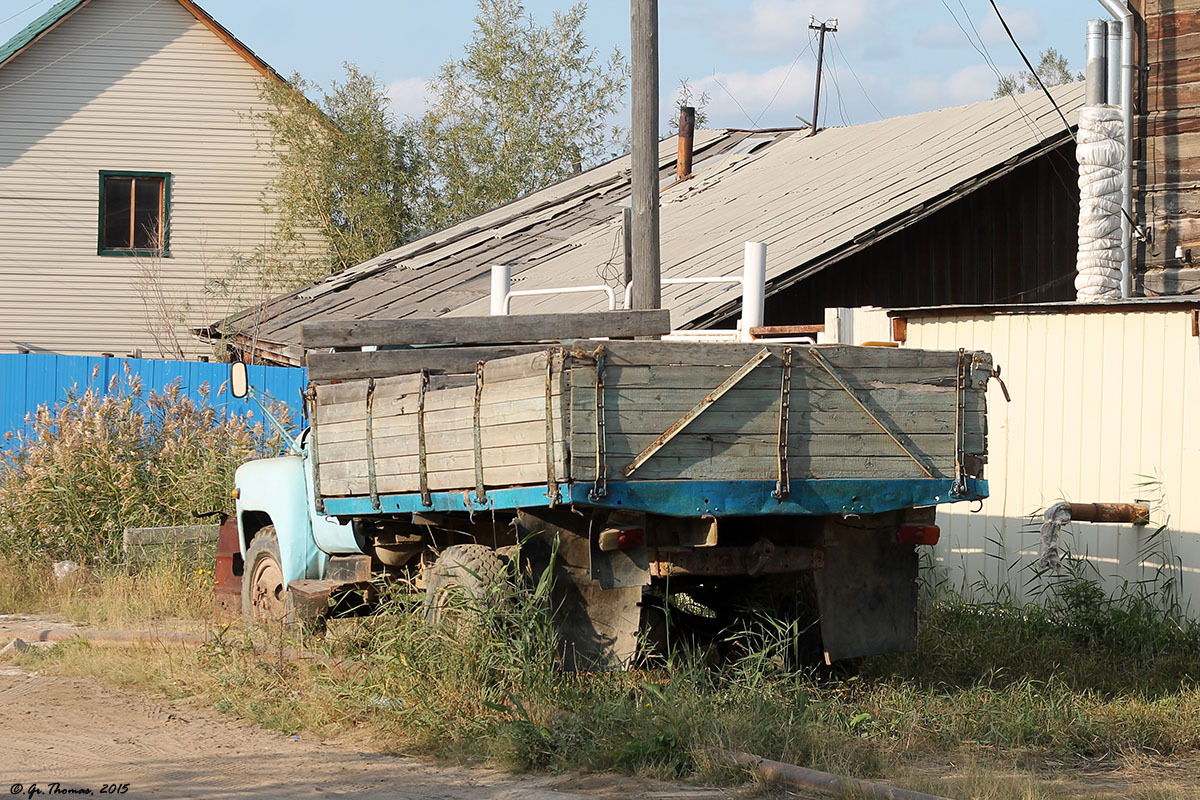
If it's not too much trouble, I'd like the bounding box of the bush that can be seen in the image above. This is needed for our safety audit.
[0,365,285,564]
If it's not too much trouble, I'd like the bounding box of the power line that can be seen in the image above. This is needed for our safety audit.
[710,72,759,129]
[0,0,166,93]
[0,0,52,28]
[830,33,884,121]
[753,32,815,128]
[988,0,1075,144]
[824,44,850,126]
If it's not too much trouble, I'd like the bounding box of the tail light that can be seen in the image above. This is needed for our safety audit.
[897,524,940,546]
[598,526,645,552]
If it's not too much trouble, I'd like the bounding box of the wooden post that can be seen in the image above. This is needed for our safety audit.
[631,0,661,312]
[808,18,837,137]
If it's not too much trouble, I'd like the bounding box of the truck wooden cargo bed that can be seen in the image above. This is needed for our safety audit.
[303,318,991,518]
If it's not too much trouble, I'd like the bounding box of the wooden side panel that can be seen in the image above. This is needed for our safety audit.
[568,344,987,483]
[313,350,568,497]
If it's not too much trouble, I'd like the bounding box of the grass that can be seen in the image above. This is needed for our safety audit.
[7,552,1200,799]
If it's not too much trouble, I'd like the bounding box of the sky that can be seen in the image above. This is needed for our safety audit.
[0,0,1107,131]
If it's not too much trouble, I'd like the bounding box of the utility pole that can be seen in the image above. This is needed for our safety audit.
[808,16,837,137]
[630,0,661,312]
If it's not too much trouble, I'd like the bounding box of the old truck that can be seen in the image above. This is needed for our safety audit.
[228,307,993,666]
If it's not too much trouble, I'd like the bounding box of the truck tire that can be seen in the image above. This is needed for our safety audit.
[242,525,297,631]
[423,544,508,627]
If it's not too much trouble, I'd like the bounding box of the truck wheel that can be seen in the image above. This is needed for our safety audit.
[423,544,508,627]
[243,525,293,630]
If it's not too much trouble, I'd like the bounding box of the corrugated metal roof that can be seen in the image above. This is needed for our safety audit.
[221,83,1086,362]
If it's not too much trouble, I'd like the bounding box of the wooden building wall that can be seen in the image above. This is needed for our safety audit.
[760,142,1080,325]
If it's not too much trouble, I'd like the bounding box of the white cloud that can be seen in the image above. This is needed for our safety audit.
[903,64,997,111]
[979,4,1044,47]
[914,22,967,49]
[693,60,817,129]
[386,77,430,121]
[726,0,900,57]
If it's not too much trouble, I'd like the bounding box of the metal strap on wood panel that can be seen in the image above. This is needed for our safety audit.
[544,348,561,506]
[473,361,487,505]
[417,369,432,507]
[952,349,967,496]
[807,348,937,479]
[306,384,324,513]
[364,378,380,510]
[590,344,608,499]
[773,347,792,500]
[623,347,773,478]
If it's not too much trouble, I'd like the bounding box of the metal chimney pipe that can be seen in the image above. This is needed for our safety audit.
[489,264,511,316]
[1086,20,1108,106]
[740,242,767,342]
[1095,0,1133,298]
[1105,19,1122,105]
[676,105,695,180]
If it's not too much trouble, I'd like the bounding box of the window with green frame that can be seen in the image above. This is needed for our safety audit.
[98,171,171,256]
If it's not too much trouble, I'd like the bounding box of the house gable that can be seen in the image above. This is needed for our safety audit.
[0,0,288,357]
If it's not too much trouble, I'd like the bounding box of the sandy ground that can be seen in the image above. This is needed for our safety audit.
[0,665,738,800]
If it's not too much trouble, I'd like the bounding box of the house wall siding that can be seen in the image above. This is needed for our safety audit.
[0,0,285,357]
[906,308,1200,613]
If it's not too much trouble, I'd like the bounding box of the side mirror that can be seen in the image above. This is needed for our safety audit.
[230,361,248,399]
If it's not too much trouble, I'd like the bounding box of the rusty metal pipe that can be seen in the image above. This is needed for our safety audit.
[1067,502,1150,525]
[676,105,694,179]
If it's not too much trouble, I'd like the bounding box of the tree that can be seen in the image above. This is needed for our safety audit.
[416,0,629,230]
[257,64,418,284]
[668,79,710,133]
[994,47,1084,98]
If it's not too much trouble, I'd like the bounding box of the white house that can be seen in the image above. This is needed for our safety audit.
[0,0,293,358]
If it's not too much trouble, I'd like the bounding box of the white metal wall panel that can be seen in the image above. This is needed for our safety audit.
[906,309,1200,609]
[0,0,290,357]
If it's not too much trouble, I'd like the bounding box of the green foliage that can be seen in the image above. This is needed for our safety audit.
[0,366,285,563]
[668,79,710,133]
[257,64,419,283]
[415,0,629,230]
[994,47,1083,98]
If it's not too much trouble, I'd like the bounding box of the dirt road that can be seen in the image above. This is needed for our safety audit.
[0,665,736,800]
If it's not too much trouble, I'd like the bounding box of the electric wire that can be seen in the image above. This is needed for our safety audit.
[752,32,815,128]
[0,0,166,93]
[987,0,1075,143]
[830,33,884,121]
[824,43,851,126]
[0,0,52,28]
[710,72,760,129]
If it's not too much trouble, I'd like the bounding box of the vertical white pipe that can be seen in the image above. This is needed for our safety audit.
[741,241,767,342]
[1096,0,1133,298]
[490,264,511,316]
[1086,20,1107,106]
[1106,19,1122,105]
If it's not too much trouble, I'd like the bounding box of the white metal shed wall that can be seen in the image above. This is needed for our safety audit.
[0,0,283,357]
[906,308,1200,609]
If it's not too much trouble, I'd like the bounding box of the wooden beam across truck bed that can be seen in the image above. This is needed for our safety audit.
[302,310,671,349]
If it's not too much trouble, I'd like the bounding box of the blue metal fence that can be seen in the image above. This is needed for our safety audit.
[0,354,307,444]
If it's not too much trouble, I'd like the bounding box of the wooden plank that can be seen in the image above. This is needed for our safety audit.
[317,395,566,444]
[318,373,554,422]
[569,431,980,461]
[302,310,671,348]
[586,341,962,369]
[582,363,958,391]
[569,454,945,482]
[320,419,558,462]
[571,407,983,438]
[316,373,473,405]
[570,386,977,416]
[319,442,567,481]
[307,345,548,380]
[322,464,550,497]
[749,324,825,336]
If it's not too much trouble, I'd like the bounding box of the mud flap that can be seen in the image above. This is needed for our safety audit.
[517,509,645,670]
[813,515,918,664]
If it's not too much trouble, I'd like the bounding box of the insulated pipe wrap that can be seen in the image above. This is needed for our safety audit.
[1075,105,1125,302]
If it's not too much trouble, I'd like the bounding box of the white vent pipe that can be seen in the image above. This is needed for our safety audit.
[489,264,511,316]
[740,242,767,341]
[1095,0,1133,298]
